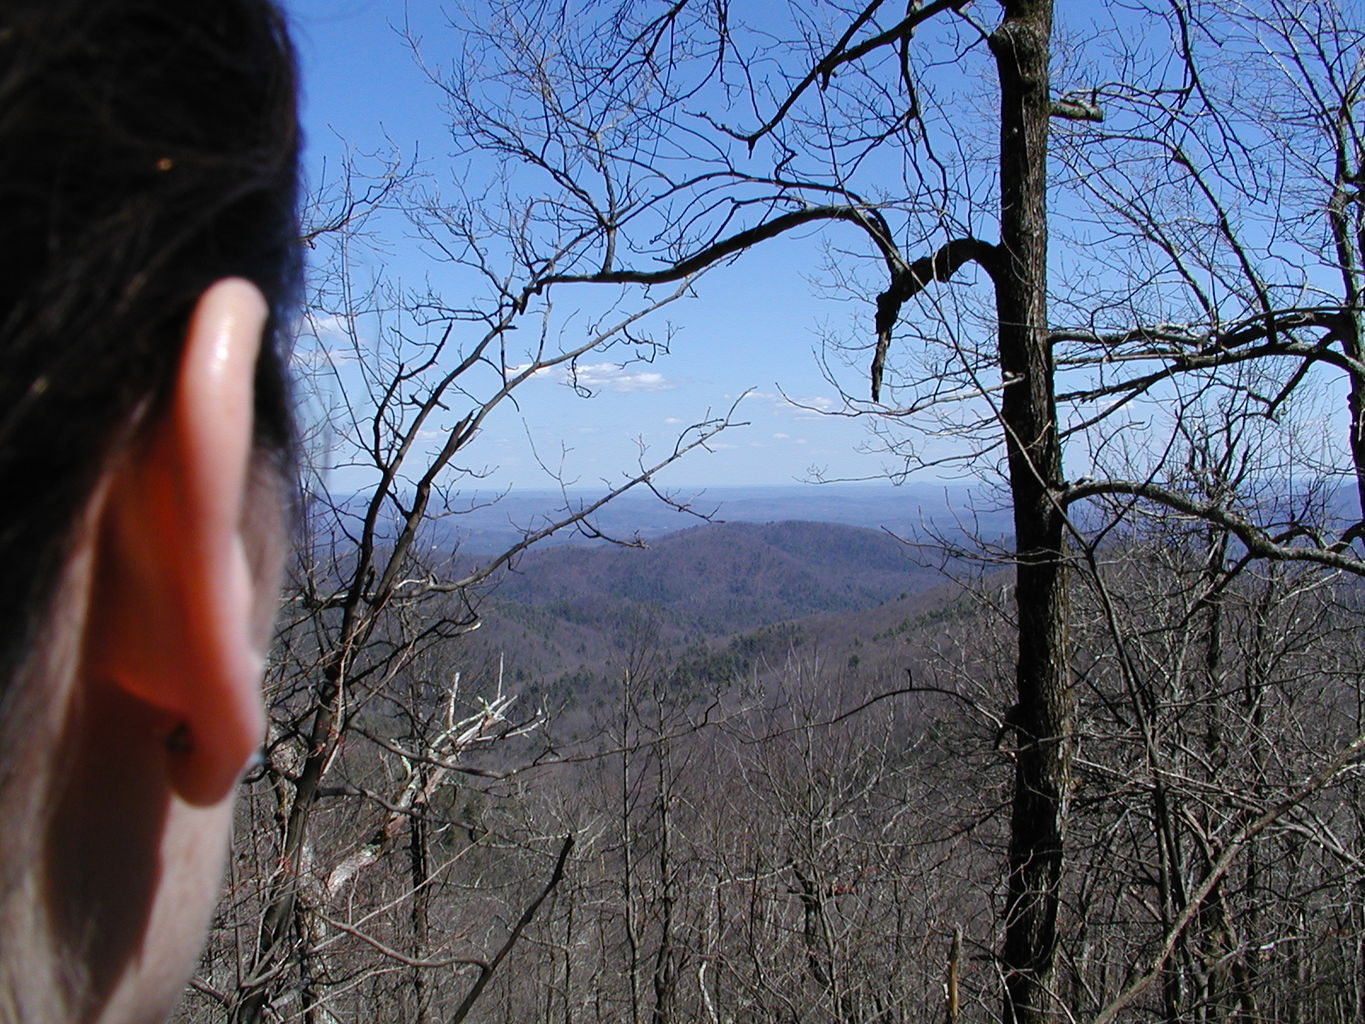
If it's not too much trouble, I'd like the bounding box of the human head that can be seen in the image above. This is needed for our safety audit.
[0,1,300,1020]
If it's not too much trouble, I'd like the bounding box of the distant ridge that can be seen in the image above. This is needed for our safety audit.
[449,516,985,702]
[427,482,1015,555]
[489,519,941,634]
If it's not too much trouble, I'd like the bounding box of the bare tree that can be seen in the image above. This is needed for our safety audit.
[171,130,742,1021]
[174,2,1365,1021]
[410,2,1365,1022]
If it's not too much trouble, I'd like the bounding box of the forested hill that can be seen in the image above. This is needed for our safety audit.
[490,519,939,634]
[432,483,1015,555]
[451,518,976,711]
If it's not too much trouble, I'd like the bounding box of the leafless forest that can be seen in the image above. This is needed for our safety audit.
[175,1,1365,1021]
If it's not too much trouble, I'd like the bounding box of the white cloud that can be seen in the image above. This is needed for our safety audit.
[505,362,557,381]
[571,362,673,392]
[306,313,350,341]
[293,314,365,370]
[291,344,359,370]
[503,360,675,392]
[742,390,837,414]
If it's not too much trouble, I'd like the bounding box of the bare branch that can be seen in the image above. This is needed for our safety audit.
[448,835,576,1024]
[1061,478,1365,574]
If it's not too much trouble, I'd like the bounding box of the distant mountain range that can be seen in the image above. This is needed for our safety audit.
[433,482,1016,555]
[337,479,1360,727]
[452,515,1002,723]
[461,488,1365,743]
[489,519,942,633]
[309,485,1013,712]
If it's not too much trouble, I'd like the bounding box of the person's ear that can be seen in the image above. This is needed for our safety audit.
[86,278,272,806]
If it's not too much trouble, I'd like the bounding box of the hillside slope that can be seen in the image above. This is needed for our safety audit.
[449,520,979,706]
[487,520,938,632]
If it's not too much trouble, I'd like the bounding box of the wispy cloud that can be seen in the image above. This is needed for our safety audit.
[294,313,363,369]
[307,313,350,339]
[571,362,673,392]
[292,343,360,370]
[504,360,675,393]
[739,390,839,419]
[504,362,557,382]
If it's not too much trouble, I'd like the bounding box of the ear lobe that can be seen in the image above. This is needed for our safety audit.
[87,278,272,806]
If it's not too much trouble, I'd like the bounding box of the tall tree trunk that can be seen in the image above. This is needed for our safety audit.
[409,785,433,1024]
[621,673,642,1024]
[233,650,349,1024]
[650,741,677,1024]
[989,2,1070,1022]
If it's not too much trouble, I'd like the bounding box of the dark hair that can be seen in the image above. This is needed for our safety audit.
[0,0,301,695]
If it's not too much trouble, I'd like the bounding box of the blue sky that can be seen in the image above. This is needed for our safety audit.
[284,0,907,492]
[279,1,1363,525]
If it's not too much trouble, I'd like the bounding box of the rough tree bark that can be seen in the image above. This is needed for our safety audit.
[988,3,1069,1021]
